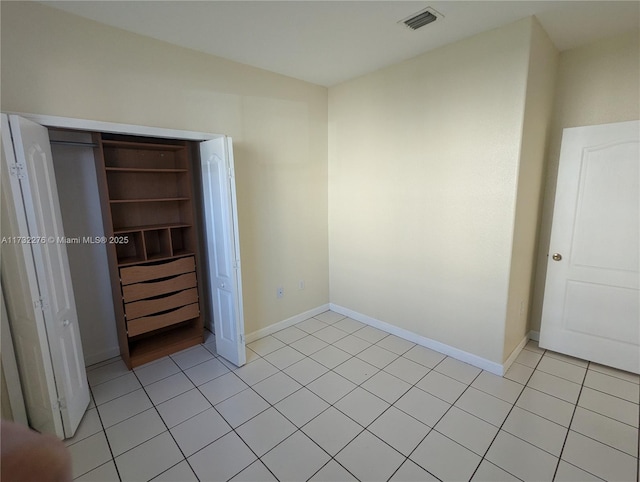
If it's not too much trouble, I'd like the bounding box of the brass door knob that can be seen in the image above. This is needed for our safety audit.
[552,253,562,261]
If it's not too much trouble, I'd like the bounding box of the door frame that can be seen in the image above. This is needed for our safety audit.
[7,112,221,142]
[4,111,245,354]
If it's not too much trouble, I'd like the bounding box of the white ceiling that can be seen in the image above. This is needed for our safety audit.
[43,1,639,86]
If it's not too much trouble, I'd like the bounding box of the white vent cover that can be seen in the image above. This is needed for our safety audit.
[399,7,443,30]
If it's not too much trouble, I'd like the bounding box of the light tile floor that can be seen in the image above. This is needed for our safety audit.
[69,311,640,481]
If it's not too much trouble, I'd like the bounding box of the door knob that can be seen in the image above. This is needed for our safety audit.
[552,253,562,261]
[62,319,70,327]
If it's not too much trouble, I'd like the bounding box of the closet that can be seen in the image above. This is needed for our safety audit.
[2,113,245,438]
[48,130,205,369]
[95,134,204,368]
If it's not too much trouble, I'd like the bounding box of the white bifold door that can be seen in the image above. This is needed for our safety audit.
[540,120,639,374]
[200,137,246,367]
[1,114,89,437]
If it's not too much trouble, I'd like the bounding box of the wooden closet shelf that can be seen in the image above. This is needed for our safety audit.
[113,223,192,234]
[101,140,185,151]
[109,197,190,203]
[117,251,195,268]
[128,323,202,368]
[106,167,188,173]
[98,133,202,369]
[117,256,146,266]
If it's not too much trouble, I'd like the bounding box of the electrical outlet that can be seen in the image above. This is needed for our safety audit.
[298,280,305,290]
[277,286,284,299]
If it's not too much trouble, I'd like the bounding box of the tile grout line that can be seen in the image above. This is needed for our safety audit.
[301,333,415,482]
[388,356,486,481]
[80,384,123,481]
[254,326,382,481]
[129,364,202,482]
[105,342,223,481]
[79,317,638,482]
[162,345,283,481]
[550,363,640,468]
[329,352,439,481]
[80,333,482,482]
[134,342,273,481]
[550,359,591,481]
[241,320,419,481]
[262,333,637,482]
[466,345,547,482]
[241,321,524,481]
[189,332,365,481]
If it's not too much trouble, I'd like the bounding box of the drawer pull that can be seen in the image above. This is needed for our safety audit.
[122,272,197,303]
[127,303,199,337]
[125,288,198,320]
[120,257,195,285]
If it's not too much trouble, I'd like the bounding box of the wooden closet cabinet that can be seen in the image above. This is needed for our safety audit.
[95,134,203,368]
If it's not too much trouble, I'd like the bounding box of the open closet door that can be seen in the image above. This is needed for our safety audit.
[200,137,246,367]
[1,114,89,437]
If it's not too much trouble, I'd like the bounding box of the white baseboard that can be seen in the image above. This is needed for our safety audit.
[502,334,530,375]
[245,304,330,344]
[329,304,506,376]
[243,302,538,376]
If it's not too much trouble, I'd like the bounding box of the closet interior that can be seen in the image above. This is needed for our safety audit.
[49,129,206,369]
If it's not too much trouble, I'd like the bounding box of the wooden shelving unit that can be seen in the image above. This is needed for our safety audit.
[95,135,203,368]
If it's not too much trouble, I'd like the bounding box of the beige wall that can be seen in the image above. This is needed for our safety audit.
[530,29,640,333]
[1,2,330,335]
[503,20,558,360]
[329,19,534,364]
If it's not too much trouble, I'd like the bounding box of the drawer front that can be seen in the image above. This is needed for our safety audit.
[122,272,197,303]
[125,288,198,320]
[128,303,199,337]
[120,256,195,285]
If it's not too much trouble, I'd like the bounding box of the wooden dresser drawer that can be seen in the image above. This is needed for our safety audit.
[122,272,197,303]
[121,255,200,338]
[120,256,195,285]
[127,303,200,337]
[125,288,198,320]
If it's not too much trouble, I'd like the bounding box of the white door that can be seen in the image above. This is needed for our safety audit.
[200,137,246,367]
[540,120,639,374]
[2,117,62,435]
[1,283,29,425]
[2,114,89,437]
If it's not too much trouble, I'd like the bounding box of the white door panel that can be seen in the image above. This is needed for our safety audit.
[1,284,28,425]
[200,137,245,367]
[540,120,639,374]
[1,114,63,435]
[571,144,638,272]
[4,115,89,436]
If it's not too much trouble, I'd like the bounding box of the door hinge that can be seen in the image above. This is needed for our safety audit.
[33,298,49,311]
[53,397,66,411]
[10,162,26,180]
[228,167,234,179]
[233,259,241,269]
[240,334,245,344]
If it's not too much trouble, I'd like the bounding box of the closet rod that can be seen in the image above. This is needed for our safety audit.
[50,140,99,148]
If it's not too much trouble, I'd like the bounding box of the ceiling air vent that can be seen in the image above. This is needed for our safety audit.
[399,7,442,30]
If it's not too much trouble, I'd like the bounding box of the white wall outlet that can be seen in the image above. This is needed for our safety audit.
[298,280,305,290]
[277,286,284,298]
